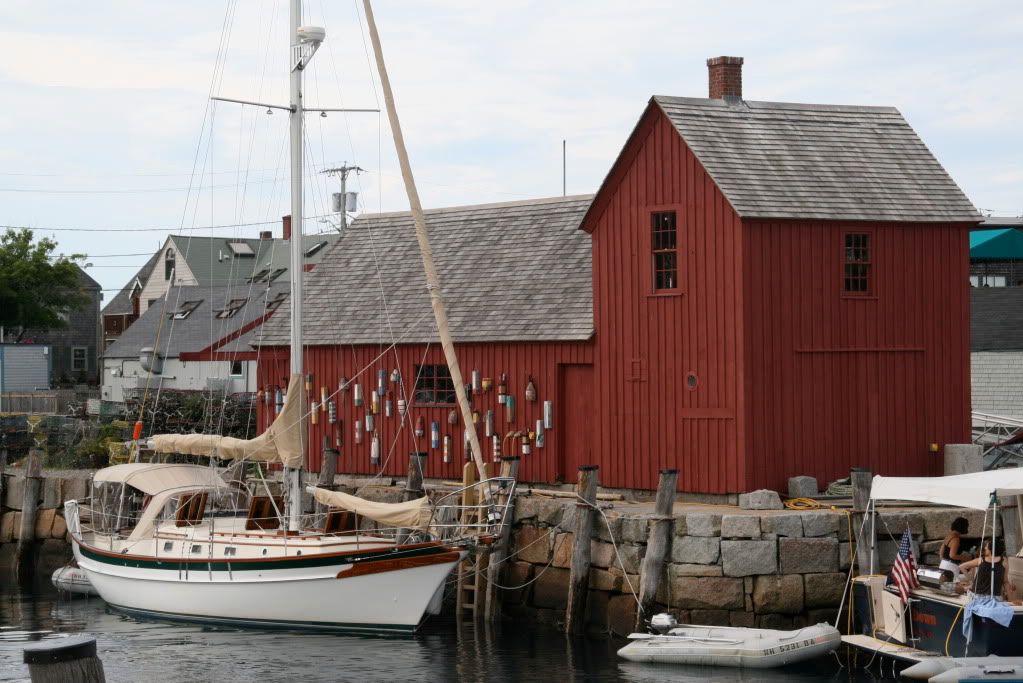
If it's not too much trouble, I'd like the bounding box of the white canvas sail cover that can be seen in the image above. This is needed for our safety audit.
[308,487,433,531]
[871,469,1023,510]
[94,463,226,495]
[148,375,305,469]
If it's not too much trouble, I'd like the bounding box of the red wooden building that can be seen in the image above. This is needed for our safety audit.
[256,57,981,493]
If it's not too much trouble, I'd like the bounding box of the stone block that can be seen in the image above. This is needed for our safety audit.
[788,476,819,498]
[586,590,610,631]
[839,542,852,570]
[779,537,838,574]
[801,511,841,537]
[591,540,614,569]
[610,566,640,595]
[513,497,539,522]
[514,525,553,564]
[745,593,753,612]
[762,513,804,538]
[0,511,16,543]
[807,608,839,625]
[617,544,646,575]
[690,609,730,626]
[721,540,777,577]
[536,499,566,527]
[4,477,24,510]
[670,563,723,577]
[552,532,574,569]
[757,614,794,629]
[804,572,847,608]
[42,478,61,509]
[921,509,987,540]
[589,567,622,592]
[944,444,983,475]
[738,490,783,510]
[671,577,744,611]
[730,611,756,627]
[673,516,688,537]
[593,513,622,542]
[752,575,804,614]
[620,516,650,543]
[0,543,16,566]
[34,508,56,540]
[505,561,534,605]
[721,515,760,539]
[684,513,721,537]
[878,511,925,536]
[36,539,68,570]
[607,594,638,636]
[744,577,754,593]
[557,502,578,531]
[876,538,920,569]
[63,477,89,502]
[531,567,570,609]
[671,536,720,565]
[7,512,21,541]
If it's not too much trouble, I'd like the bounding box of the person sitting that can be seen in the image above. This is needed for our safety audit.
[957,539,1019,603]
[938,516,973,581]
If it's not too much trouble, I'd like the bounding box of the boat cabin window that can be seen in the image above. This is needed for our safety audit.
[224,546,237,556]
[163,541,174,552]
[191,545,202,554]
[246,495,284,531]
[175,492,208,527]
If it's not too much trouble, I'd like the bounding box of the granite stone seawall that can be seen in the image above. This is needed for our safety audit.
[499,495,1017,635]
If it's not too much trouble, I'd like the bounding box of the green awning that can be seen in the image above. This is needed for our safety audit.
[970,228,1023,260]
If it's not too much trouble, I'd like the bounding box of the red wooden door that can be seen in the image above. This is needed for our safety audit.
[558,364,594,482]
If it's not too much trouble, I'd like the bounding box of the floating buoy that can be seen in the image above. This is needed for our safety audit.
[371,391,380,415]
[355,419,363,444]
[497,373,507,404]
[385,392,393,417]
[310,402,319,424]
[521,433,531,456]
[370,434,381,466]
[443,435,451,463]
[447,409,458,426]
[481,376,493,393]
[431,421,440,449]
[415,415,425,438]
[471,369,481,392]
[132,420,143,441]
[353,383,364,407]
[535,419,545,448]
[398,398,408,417]
[505,395,516,422]
[485,410,494,437]
[366,414,375,433]
[492,434,501,462]
[543,400,553,429]
[377,369,387,397]
[390,368,401,383]
[525,376,537,402]
[328,400,337,424]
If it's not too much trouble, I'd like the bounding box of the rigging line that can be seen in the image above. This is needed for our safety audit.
[2,214,334,233]
[0,176,323,195]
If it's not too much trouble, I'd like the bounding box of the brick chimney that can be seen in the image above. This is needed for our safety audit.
[707,56,744,100]
[282,215,292,241]
[259,230,272,240]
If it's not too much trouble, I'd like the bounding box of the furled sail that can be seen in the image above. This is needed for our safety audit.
[148,375,305,469]
[308,487,433,531]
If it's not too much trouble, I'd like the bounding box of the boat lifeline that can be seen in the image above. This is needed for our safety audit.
[617,613,841,668]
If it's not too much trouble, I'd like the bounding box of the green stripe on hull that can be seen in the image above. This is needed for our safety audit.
[79,543,451,573]
[108,603,417,636]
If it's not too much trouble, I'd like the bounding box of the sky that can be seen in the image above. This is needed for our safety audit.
[0,1,1020,299]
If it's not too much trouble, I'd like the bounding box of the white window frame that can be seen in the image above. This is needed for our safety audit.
[229,360,245,377]
[71,346,88,371]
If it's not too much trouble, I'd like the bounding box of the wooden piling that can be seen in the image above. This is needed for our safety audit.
[636,469,678,629]
[483,456,520,623]
[24,635,105,683]
[16,448,42,573]
[318,435,338,488]
[0,440,7,508]
[566,465,599,635]
[850,468,874,573]
[403,451,428,502]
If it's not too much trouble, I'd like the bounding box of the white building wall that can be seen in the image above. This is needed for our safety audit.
[138,237,199,314]
[102,357,256,402]
[971,351,1023,421]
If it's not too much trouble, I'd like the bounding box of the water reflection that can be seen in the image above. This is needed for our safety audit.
[0,567,894,682]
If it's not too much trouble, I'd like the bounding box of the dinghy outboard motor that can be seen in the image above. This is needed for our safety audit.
[649,613,678,634]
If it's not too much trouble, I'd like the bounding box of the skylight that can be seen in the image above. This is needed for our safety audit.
[227,241,255,256]
[304,241,328,258]
[171,300,203,320]
[215,298,247,319]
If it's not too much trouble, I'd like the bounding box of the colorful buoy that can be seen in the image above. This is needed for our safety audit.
[443,435,451,463]
[415,415,425,438]
[327,400,337,424]
[525,376,537,402]
[431,421,440,449]
[535,419,545,448]
[353,383,364,407]
[543,400,553,429]
[370,434,381,466]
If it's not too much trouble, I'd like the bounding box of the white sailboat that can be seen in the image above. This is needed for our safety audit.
[63,0,511,634]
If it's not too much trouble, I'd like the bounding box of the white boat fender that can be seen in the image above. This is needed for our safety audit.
[900,658,952,680]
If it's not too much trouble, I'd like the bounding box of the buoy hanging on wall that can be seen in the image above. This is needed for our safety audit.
[535,419,545,448]
[525,376,537,402]
[385,392,393,418]
[414,415,425,438]
[521,434,531,456]
[431,421,440,449]
[492,434,501,463]
[370,434,381,466]
[305,374,313,394]
[463,428,472,459]
[339,376,350,392]
[275,387,283,414]
[443,435,451,463]
[505,395,516,422]
[355,418,363,444]
[447,409,458,426]
[327,400,337,424]
[366,414,375,433]
[377,369,387,397]
[371,391,380,415]
[497,373,507,404]
[353,383,364,407]
[485,410,494,437]
[543,400,554,429]
[310,403,319,425]
[481,377,493,393]
[398,398,408,417]
[471,369,481,392]
[390,368,401,384]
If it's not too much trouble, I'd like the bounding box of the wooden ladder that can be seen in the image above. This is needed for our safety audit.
[455,462,488,620]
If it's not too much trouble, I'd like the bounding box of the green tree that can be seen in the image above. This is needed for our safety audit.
[0,228,87,341]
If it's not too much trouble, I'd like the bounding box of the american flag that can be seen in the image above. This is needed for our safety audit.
[889,528,919,604]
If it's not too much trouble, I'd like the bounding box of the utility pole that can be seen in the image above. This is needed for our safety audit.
[322,164,364,231]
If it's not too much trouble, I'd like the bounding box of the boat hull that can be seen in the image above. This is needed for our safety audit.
[617,623,840,668]
[72,539,460,634]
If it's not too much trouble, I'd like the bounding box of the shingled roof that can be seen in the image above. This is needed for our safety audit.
[105,283,288,359]
[972,287,1023,352]
[102,251,160,316]
[257,195,594,346]
[646,96,981,223]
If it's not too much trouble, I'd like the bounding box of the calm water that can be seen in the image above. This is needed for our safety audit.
[0,566,896,683]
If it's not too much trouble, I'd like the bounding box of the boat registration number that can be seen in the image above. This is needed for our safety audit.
[765,637,817,655]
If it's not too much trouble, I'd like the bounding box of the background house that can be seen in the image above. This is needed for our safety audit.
[971,287,1023,420]
[102,251,159,350]
[970,216,1023,287]
[103,282,288,403]
[255,57,980,493]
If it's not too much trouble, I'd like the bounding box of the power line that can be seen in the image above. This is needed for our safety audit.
[0,214,333,233]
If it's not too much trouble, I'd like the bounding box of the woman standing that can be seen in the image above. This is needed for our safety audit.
[939,516,973,580]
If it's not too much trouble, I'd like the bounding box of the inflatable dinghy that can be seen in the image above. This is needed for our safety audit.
[52,565,99,596]
[618,614,840,668]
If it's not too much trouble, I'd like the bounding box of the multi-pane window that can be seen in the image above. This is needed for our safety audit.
[71,347,87,371]
[171,300,202,320]
[651,211,678,290]
[413,364,456,404]
[164,248,175,281]
[215,298,247,319]
[843,233,871,294]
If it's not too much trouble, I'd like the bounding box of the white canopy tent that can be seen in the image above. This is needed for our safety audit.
[870,469,1023,510]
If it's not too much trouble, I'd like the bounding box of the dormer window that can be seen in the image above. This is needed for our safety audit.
[171,300,202,320]
[215,298,247,319]
[266,292,288,312]
[165,248,176,281]
[651,211,678,291]
[304,241,328,258]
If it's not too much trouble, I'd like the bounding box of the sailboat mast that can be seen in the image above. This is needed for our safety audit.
[286,0,306,532]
